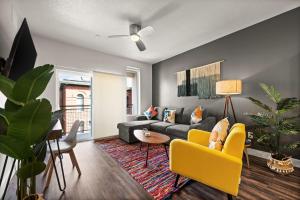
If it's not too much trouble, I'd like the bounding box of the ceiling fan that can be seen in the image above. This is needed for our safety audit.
[108,24,154,51]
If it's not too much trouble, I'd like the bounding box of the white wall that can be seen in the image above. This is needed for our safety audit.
[0,0,22,57]
[33,35,152,113]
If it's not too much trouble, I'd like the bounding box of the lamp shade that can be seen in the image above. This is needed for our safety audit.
[216,80,242,95]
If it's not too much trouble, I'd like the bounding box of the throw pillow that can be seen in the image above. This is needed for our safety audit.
[163,109,176,124]
[208,118,229,151]
[144,105,158,120]
[190,106,203,124]
[155,107,166,121]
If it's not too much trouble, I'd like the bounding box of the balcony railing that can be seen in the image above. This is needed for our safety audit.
[60,105,91,135]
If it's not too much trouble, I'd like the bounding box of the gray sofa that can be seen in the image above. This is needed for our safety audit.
[117,106,216,143]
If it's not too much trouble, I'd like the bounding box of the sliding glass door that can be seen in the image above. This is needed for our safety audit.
[57,69,92,141]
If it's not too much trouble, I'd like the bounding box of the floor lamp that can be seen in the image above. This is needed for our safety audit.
[216,80,242,123]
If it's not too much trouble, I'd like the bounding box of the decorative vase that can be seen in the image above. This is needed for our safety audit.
[267,154,294,175]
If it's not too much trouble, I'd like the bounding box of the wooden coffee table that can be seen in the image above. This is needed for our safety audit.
[134,130,170,167]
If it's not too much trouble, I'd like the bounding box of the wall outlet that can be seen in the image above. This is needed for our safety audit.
[248,131,254,139]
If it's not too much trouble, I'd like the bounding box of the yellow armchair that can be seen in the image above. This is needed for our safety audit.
[169,123,246,199]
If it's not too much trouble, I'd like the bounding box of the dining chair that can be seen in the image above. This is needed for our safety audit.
[44,120,83,190]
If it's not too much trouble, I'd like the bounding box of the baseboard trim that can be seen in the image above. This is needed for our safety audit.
[93,135,118,142]
[248,148,300,168]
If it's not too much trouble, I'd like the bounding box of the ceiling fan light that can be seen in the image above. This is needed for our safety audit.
[130,34,140,42]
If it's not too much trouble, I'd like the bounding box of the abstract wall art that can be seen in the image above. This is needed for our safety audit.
[177,61,221,99]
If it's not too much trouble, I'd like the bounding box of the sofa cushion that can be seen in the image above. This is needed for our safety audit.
[150,122,174,133]
[163,109,176,124]
[144,105,158,119]
[117,120,158,128]
[166,107,184,123]
[180,107,207,125]
[155,107,166,121]
[118,120,159,143]
[191,106,204,124]
[180,108,195,124]
[166,124,190,139]
[209,118,230,151]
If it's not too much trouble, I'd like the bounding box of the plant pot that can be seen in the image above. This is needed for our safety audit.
[22,194,44,200]
[267,154,294,175]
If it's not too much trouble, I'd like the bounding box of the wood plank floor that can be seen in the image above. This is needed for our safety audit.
[6,141,300,200]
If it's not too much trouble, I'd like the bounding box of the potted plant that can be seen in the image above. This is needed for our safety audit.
[0,64,55,199]
[246,83,300,175]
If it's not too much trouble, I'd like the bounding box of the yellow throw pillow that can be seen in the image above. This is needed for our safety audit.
[208,118,229,151]
[191,106,203,124]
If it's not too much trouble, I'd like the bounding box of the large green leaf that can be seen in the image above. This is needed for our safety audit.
[0,107,15,125]
[7,99,52,145]
[0,118,7,135]
[17,161,46,179]
[277,98,300,113]
[5,99,22,112]
[247,97,272,112]
[33,140,47,162]
[0,74,15,98]
[260,83,281,103]
[0,108,9,125]
[0,135,33,159]
[12,64,54,104]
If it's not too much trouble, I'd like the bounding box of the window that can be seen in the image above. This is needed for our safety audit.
[76,94,84,111]
[126,68,140,115]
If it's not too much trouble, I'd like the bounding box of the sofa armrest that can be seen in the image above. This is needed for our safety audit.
[169,139,242,196]
[188,129,210,146]
[135,115,148,121]
[189,116,216,131]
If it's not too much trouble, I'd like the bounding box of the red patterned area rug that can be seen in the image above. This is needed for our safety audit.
[96,139,190,200]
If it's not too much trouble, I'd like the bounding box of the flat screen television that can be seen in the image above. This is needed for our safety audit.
[5,18,37,80]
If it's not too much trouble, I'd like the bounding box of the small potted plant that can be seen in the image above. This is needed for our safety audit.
[246,83,300,175]
[0,64,56,199]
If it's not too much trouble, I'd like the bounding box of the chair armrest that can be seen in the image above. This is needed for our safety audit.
[188,129,210,146]
[189,116,216,131]
[135,115,148,121]
[170,139,242,196]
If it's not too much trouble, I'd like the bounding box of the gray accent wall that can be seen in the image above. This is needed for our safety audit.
[153,7,299,120]
[153,8,300,157]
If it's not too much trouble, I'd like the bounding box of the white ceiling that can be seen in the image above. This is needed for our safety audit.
[13,0,300,64]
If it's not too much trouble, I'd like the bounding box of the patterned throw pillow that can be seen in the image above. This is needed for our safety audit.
[208,118,229,151]
[144,105,158,120]
[163,109,176,124]
[191,106,203,124]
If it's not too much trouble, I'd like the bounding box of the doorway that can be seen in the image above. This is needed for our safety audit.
[57,69,92,141]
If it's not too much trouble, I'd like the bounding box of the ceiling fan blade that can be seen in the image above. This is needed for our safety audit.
[108,35,129,38]
[138,26,154,37]
[135,40,146,51]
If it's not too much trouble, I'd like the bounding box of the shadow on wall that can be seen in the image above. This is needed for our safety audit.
[242,53,300,99]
